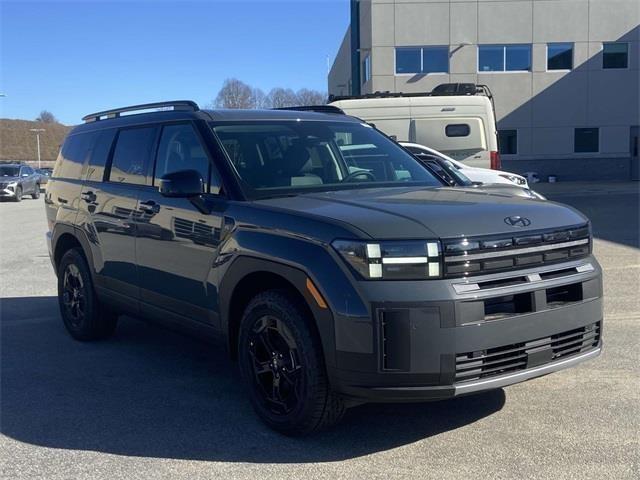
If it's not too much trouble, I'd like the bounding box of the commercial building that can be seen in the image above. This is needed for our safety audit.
[329,0,640,181]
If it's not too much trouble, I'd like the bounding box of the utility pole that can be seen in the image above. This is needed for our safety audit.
[29,128,45,168]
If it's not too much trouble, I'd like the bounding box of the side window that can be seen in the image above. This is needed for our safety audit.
[108,127,157,185]
[52,133,96,179]
[85,129,116,182]
[445,124,470,137]
[155,124,210,187]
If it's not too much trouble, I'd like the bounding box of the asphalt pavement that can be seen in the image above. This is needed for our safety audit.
[1,184,638,480]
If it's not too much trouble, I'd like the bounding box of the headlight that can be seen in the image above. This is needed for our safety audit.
[498,173,525,185]
[332,239,442,280]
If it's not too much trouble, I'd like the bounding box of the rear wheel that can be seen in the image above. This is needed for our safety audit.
[58,248,118,341]
[14,186,22,202]
[31,184,40,199]
[238,290,345,436]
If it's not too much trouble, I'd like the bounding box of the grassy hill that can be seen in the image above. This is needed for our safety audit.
[0,119,71,165]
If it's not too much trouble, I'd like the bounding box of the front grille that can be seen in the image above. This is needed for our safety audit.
[443,224,590,278]
[455,321,601,383]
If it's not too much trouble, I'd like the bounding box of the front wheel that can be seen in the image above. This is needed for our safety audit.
[238,290,345,436]
[14,186,22,202]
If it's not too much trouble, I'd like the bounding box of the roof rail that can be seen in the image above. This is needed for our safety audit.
[82,100,200,123]
[273,105,345,115]
[328,84,493,102]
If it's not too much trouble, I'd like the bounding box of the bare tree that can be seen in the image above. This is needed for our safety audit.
[295,89,326,106]
[265,88,297,109]
[36,110,57,123]
[251,87,267,109]
[214,78,254,109]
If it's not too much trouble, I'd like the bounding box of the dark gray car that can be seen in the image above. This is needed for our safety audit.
[0,163,41,201]
[45,101,603,435]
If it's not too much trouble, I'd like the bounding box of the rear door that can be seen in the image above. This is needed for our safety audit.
[76,125,158,309]
[134,121,225,328]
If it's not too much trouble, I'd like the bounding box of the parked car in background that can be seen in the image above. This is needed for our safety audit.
[36,167,53,186]
[408,144,546,200]
[46,101,602,435]
[330,83,500,169]
[0,163,41,201]
[400,142,529,187]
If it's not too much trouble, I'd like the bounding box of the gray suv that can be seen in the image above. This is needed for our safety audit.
[0,163,41,201]
[45,101,603,435]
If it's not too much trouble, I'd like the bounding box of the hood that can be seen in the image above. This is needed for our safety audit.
[254,186,586,239]
[0,176,20,183]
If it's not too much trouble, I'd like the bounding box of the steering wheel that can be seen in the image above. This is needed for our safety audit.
[342,169,376,182]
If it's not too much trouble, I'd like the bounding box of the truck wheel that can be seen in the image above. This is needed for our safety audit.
[238,290,345,436]
[57,248,118,341]
[32,185,40,199]
[14,186,22,202]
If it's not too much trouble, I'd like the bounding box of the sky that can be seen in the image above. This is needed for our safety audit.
[0,0,350,125]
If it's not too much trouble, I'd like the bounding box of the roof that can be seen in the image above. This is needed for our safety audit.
[70,105,359,136]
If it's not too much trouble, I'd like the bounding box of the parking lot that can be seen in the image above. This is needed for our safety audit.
[1,184,638,480]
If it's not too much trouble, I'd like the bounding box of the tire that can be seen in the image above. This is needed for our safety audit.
[14,186,22,202]
[31,184,40,199]
[238,290,345,436]
[57,248,118,341]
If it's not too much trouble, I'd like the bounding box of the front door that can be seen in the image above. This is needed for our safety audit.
[631,126,639,181]
[134,122,225,327]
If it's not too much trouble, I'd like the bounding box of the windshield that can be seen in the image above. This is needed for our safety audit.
[211,121,442,198]
[0,166,20,177]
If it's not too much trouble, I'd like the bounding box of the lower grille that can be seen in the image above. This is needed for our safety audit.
[455,322,601,383]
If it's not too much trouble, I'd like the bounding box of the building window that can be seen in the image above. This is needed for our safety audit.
[395,46,449,74]
[362,54,371,84]
[547,43,573,70]
[574,128,599,153]
[479,45,531,72]
[603,42,628,69]
[422,47,449,74]
[498,130,518,155]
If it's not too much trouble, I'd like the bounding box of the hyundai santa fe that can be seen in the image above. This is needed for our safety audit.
[45,101,603,435]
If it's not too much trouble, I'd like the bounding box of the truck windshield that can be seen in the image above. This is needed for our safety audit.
[210,120,442,198]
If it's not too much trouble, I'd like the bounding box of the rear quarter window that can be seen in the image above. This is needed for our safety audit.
[85,129,116,182]
[52,132,98,179]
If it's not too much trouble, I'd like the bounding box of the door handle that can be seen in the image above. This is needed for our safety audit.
[139,200,160,214]
[81,191,97,203]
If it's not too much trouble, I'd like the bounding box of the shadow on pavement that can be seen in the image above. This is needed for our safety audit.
[1,296,505,462]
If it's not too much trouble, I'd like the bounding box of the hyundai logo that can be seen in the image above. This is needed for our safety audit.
[504,215,531,227]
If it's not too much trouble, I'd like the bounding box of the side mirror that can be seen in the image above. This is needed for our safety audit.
[158,169,204,198]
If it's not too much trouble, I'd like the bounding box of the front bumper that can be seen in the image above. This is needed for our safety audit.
[0,186,17,197]
[329,256,603,402]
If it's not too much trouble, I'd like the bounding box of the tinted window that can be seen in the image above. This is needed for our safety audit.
[498,129,518,155]
[85,129,116,182]
[479,46,504,71]
[505,45,531,71]
[547,43,573,70]
[212,121,441,198]
[22,166,35,175]
[53,133,97,179]
[575,128,599,153]
[422,47,449,73]
[108,127,157,185]
[396,48,421,74]
[445,124,470,137]
[603,42,628,69]
[155,124,211,189]
[362,55,371,84]
[479,45,531,72]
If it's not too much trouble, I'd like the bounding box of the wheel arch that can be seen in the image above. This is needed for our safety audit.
[219,257,337,369]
